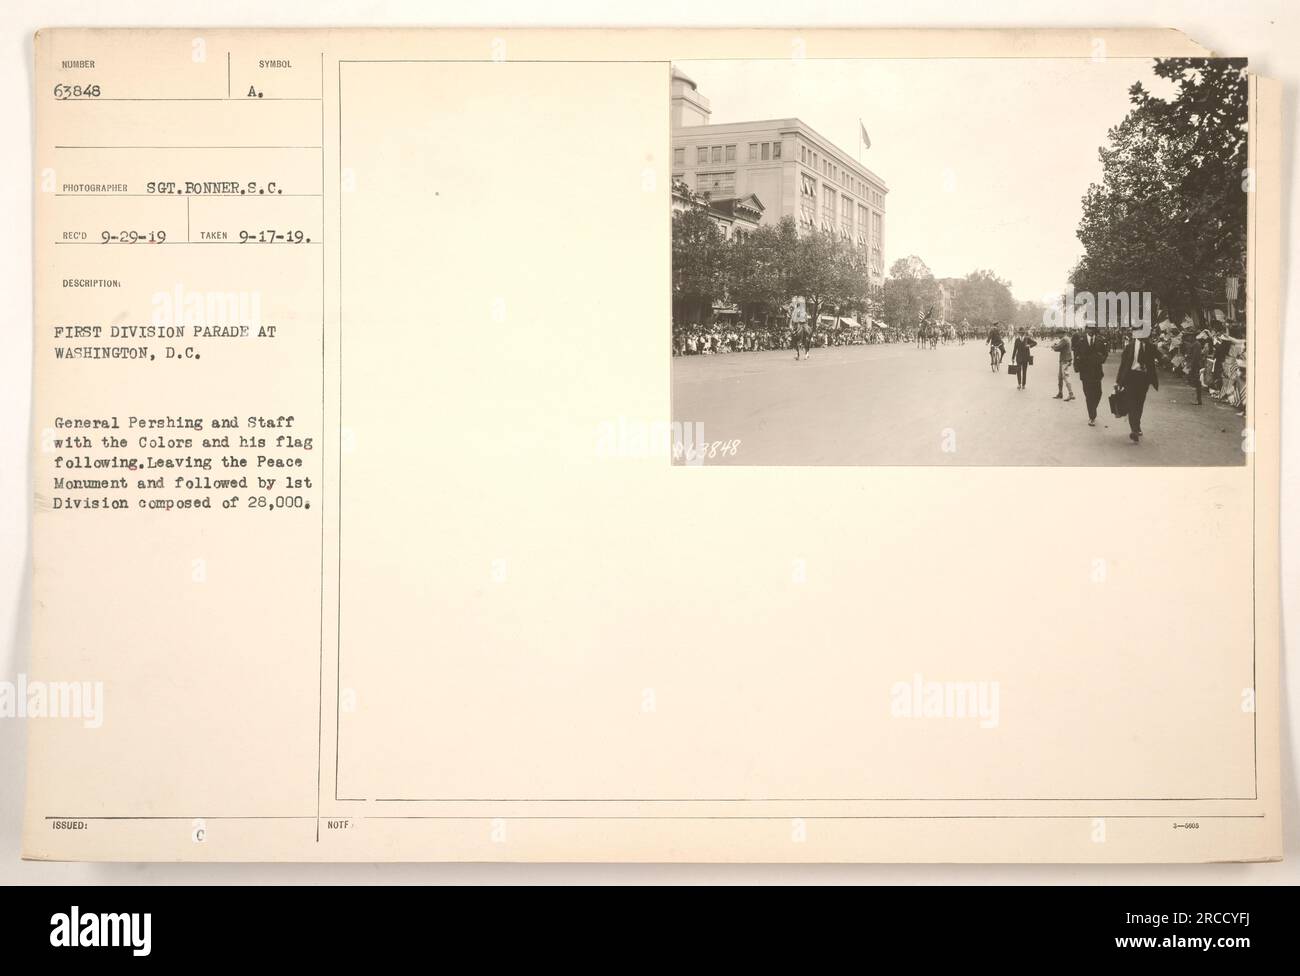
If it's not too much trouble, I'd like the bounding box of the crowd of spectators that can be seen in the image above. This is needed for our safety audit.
[672,319,894,356]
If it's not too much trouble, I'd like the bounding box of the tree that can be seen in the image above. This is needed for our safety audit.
[788,230,842,326]
[727,217,798,323]
[1014,299,1048,332]
[1071,58,1248,328]
[671,205,726,323]
[672,204,876,329]
[882,255,941,329]
[833,242,875,319]
[952,269,1017,330]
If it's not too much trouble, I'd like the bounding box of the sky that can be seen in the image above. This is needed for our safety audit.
[678,57,1178,304]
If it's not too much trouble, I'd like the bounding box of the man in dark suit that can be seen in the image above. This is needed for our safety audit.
[1116,326,1160,443]
[1074,323,1109,425]
[1010,329,1037,390]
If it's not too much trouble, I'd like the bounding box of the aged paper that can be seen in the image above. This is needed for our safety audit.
[25,28,1281,861]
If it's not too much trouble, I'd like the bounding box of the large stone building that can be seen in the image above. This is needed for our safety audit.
[670,65,888,288]
[671,179,765,241]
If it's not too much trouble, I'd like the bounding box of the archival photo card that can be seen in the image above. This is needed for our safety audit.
[21,27,1281,867]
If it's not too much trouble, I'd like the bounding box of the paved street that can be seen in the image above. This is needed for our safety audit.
[672,342,1246,466]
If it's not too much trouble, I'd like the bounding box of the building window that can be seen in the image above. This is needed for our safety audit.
[760,143,769,161]
[749,143,758,161]
[696,146,708,165]
[841,196,853,230]
[823,186,836,228]
[772,141,781,159]
[696,171,736,197]
[725,144,736,163]
[673,147,685,167]
[711,146,722,163]
[800,173,816,226]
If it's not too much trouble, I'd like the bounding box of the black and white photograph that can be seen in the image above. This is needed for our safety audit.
[670,56,1251,465]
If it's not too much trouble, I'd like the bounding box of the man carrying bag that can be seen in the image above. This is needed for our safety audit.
[1010,329,1037,391]
[1115,324,1161,443]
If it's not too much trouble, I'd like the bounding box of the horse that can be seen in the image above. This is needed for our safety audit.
[792,322,813,360]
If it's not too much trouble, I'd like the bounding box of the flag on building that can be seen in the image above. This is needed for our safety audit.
[859,120,871,150]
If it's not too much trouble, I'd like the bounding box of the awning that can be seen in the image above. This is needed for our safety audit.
[838,316,862,329]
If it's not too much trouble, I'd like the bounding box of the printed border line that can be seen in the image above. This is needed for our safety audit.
[335,58,345,802]
[45,814,1267,823]
[331,56,1261,809]
[1250,74,1259,801]
[372,796,1260,803]
[316,51,327,843]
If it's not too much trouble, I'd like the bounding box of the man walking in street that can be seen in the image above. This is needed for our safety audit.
[1010,328,1037,391]
[1051,333,1076,401]
[1116,324,1161,443]
[1075,322,1109,426]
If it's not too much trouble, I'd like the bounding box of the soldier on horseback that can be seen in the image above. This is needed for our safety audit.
[790,296,812,361]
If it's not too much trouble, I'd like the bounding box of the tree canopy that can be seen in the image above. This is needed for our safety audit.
[671,195,880,325]
[1071,57,1248,327]
[672,186,1043,330]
